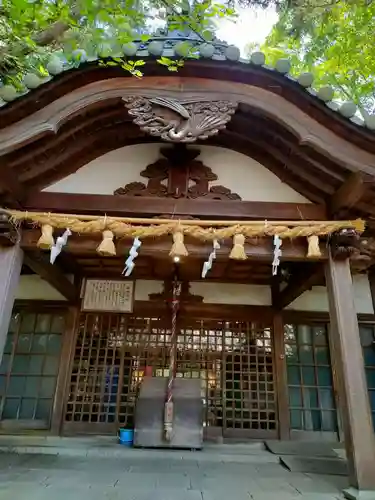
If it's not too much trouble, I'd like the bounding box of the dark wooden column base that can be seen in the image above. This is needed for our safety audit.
[344,487,375,500]
[325,252,375,494]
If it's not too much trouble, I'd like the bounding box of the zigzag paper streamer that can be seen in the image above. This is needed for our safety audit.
[202,239,220,278]
[122,237,142,277]
[50,229,72,264]
[272,235,282,276]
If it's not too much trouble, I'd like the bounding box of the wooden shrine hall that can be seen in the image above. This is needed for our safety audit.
[1,38,375,498]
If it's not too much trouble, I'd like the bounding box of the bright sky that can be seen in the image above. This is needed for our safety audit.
[216,6,278,55]
[149,4,278,54]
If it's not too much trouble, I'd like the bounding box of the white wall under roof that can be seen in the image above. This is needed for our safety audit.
[286,274,373,313]
[36,142,373,314]
[14,275,374,314]
[44,144,310,203]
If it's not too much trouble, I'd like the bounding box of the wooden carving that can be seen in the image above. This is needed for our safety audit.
[114,145,241,200]
[123,96,237,143]
[114,161,169,197]
[329,228,362,260]
[200,185,241,201]
[149,281,203,303]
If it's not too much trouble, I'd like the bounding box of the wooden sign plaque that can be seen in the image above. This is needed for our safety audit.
[82,279,134,313]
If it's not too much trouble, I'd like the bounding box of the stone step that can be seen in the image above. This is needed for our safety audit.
[0,435,278,463]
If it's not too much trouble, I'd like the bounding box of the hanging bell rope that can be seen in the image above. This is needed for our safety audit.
[37,224,55,249]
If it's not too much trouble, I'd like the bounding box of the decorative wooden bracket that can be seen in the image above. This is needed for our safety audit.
[114,144,241,200]
[329,228,362,260]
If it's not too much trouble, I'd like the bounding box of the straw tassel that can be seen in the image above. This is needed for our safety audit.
[353,219,365,233]
[97,230,116,256]
[307,235,321,257]
[229,234,247,260]
[37,224,55,249]
[169,230,188,258]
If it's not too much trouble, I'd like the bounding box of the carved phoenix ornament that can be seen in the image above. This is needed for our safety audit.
[123,96,237,143]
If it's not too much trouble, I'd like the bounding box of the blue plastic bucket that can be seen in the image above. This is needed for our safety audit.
[119,428,134,447]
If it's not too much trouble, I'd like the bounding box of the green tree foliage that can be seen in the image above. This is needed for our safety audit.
[0,0,236,84]
[258,0,375,115]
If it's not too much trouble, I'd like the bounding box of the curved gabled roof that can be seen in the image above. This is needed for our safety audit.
[0,47,375,222]
[0,38,374,134]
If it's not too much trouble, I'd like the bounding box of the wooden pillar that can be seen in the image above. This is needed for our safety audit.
[273,313,290,440]
[325,252,375,498]
[50,306,79,435]
[0,245,23,364]
[368,270,375,315]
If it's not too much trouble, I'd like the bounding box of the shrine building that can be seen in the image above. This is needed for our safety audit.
[1,33,375,498]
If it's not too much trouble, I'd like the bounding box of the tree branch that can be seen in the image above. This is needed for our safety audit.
[158,0,206,42]
[34,21,70,46]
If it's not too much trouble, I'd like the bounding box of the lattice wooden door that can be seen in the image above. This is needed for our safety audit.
[221,321,277,439]
[64,313,277,438]
[177,319,277,439]
[64,313,171,433]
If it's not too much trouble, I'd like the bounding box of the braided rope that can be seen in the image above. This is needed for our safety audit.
[7,210,365,240]
[167,281,181,404]
[163,281,181,442]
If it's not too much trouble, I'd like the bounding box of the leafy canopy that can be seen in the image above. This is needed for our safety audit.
[258,0,375,115]
[0,0,236,84]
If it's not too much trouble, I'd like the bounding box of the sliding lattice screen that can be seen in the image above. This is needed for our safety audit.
[65,313,277,437]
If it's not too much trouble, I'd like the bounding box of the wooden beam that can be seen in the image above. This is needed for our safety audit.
[330,172,372,216]
[20,229,328,262]
[275,265,325,309]
[325,252,375,496]
[23,191,327,221]
[271,275,281,306]
[0,160,25,204]
[23,251,79,302]
[57,253,82,278]
[272,313,290,439]
[368,269,375,314]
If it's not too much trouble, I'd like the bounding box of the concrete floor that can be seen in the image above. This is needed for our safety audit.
[0,442,348,500]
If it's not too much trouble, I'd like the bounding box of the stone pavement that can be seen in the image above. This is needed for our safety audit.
[0,444,348,500]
